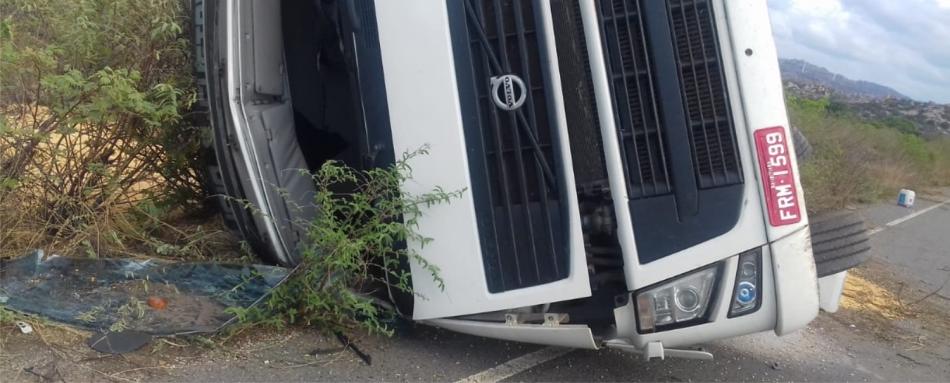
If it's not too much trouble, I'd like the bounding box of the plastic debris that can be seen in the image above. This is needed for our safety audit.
[147,296,168,310]
[15,321,33,334]
[898,189,916,208]
[88,330,152,354]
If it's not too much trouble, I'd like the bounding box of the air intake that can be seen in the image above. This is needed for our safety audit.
[668,0,742,188]
[598,0,673,199]
[596,0,745,263]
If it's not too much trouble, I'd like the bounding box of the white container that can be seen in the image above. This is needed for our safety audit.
[897,189,916,208]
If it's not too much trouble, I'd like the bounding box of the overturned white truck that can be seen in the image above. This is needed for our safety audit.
[193,0,870,359]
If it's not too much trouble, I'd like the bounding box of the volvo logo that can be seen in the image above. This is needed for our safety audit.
[490,74,527,111]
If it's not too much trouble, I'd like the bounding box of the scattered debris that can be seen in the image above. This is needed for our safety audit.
[897,189,916,208]
[16,321,34,334]
[335,332,372,366]
[87,331,152,354]
[23,361,64,383]
[147,296,168,310]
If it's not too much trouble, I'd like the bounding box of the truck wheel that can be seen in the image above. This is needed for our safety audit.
[191,0,239,231]
[791,125,813,162]
[810,211,872,277]
[202,161,240,230]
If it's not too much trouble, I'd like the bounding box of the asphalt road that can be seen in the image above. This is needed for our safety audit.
[860,195,950,292]
[184,190,950,382]
[151,316,907,382]
[2,191,949,382]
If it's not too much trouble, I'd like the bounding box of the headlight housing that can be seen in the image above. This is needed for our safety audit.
[635,265,721,333]
[729,248,763,317]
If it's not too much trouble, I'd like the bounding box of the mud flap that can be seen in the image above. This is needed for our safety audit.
[817,271,848,313]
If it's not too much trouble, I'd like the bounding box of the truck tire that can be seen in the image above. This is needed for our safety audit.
[791,125,813,162]
[810,211,872,277]
[202,161,240,231]
[191,0,240,232]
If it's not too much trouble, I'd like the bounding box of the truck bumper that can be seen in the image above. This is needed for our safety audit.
[427,231,827,353]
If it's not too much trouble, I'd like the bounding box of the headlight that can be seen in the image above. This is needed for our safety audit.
[636,265,720,333]
[729,248,763,317]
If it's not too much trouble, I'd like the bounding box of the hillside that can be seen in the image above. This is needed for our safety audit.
[779,59,908,101]
[780,59,950,138]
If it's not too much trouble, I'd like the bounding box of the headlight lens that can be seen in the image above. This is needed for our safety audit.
[729,248,763,317]
[636,265,720,333]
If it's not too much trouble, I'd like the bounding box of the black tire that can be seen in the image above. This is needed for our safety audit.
[810,211,872,277]
[791,125,813,162]
[202,162,240,231]
[190,0,233,228]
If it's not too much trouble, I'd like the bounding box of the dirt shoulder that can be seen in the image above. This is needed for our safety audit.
[3,198,950,382]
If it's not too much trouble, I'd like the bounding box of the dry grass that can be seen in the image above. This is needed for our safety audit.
[832,261,950,349]
[840,272,907,320]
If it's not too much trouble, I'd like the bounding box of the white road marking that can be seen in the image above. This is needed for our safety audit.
[456,347,573,383]
[869,199,950,236]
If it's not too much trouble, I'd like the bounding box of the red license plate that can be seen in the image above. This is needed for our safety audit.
[754,126,802,226]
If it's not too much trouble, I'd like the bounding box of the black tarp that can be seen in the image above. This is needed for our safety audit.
[0,250,289,335]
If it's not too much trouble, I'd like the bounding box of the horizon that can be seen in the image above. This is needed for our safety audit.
[778,57,916,100]
[767,0,950,104]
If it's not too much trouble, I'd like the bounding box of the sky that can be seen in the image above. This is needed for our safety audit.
[767,0,950,103]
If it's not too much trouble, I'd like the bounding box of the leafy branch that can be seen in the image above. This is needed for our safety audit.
[229,147,463,335]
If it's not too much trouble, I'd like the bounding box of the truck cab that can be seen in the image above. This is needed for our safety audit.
[195,0,853,359]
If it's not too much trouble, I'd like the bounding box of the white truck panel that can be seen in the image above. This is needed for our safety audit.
[580,0,770,291]
[722,0,820,335]
[374,0,591,320]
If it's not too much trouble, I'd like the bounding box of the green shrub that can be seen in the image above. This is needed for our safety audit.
[0,0,209,258]
[228,148,462,336]
[874,116,921,136]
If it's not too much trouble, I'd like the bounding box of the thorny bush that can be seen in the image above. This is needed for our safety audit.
[228,148,463,336]
[0,0,220,259]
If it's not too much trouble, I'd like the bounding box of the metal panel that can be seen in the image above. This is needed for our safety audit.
[426,319,599,349]
[597,0,769,290]
[595,0,745,264]
[376,0,590,320]
[250,1,284,96]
